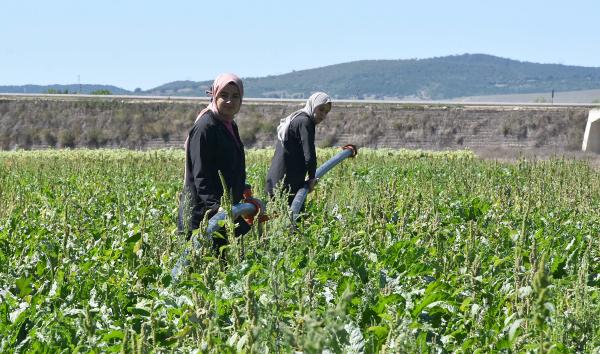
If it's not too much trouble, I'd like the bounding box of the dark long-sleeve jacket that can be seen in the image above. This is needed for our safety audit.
[178,110,246,232]
[266,112,317,197]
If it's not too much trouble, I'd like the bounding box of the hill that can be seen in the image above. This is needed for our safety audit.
[145,54,600,100]
[2,54,600,100]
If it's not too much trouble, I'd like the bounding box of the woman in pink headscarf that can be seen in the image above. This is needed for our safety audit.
[178,73,251,251]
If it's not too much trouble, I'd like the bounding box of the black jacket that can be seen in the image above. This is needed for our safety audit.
[178,111,247,232]
[266,112,317,198]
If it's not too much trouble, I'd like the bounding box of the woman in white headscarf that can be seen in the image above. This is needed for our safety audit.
[265,92,332,205]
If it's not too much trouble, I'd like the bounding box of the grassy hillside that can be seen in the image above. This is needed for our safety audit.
[453,89,600,104]
[0,96,592,154]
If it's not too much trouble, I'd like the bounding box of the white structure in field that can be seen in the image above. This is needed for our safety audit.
[582,109,600,153]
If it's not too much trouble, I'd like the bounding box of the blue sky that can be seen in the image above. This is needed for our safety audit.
[2,0,598,90]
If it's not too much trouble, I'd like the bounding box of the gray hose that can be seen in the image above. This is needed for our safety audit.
[290,146,357,221]
[171,201,263,282]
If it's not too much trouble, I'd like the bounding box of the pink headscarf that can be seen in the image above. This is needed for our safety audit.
[195,73,244,123]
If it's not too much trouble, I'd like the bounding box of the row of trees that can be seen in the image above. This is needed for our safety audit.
[47,89,112,95]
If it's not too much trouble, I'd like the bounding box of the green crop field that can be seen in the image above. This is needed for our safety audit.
[1,149,598,353]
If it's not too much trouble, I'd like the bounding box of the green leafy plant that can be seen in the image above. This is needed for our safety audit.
[0,148,598,352]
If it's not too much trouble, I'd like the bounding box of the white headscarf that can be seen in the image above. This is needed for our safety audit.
[276,92,331,143]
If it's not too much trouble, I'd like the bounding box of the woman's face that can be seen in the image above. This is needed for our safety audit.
[216,83,241,119]
[313,102,331,125]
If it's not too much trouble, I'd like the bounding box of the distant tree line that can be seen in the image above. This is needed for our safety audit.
[47,89,71,94]
[46,89,112,95]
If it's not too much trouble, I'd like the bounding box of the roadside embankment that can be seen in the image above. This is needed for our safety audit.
[0,95,597,162]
